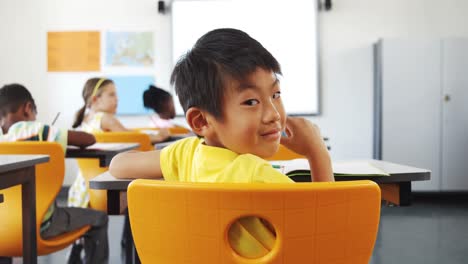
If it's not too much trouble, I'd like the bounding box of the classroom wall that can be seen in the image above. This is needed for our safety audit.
[314,0,468,160]
[2,0,468,184]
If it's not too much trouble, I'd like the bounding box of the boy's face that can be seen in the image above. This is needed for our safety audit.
[94,83,118,114]
[205,68,286,158]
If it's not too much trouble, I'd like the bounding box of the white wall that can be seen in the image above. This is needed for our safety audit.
[315,0,468,160]
[2,0,468,184]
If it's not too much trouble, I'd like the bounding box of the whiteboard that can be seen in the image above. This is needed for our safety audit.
[172,0,320,115]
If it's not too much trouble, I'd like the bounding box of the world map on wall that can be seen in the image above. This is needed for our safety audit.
[105,31,154,67]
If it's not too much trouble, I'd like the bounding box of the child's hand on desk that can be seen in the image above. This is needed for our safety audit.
[148,128,170,143]
[157,128,170,140]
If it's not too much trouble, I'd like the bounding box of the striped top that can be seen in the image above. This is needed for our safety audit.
[0,121,67,149]
[0,121,67,232]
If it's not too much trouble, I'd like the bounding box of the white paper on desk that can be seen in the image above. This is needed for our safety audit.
[269,159,390,176]
[333,161,389,176]
[140,130,161,135]
[82,143,132,151]
[269,159,309,174]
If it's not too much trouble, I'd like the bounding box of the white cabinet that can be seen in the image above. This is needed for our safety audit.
[374,39,468,191]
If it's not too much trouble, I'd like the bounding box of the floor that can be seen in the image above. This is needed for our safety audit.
[370,193,468,264]
[9,192,468,264]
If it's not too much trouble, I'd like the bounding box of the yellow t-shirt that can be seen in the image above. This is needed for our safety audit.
[160,137,293,258]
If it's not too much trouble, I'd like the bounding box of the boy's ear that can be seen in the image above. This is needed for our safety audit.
[185,107,211,137]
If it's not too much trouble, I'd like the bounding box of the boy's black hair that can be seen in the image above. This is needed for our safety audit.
[0,83,36,118]
[170,28,281,119]
[143,85,173,114]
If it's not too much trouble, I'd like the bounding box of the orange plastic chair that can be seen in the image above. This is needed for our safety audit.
[168,126,191,135]
[128,180,381,264]
[268,145,304,161]
[134,126,191,135]
[0,142,89,257]
[76,131,153,211]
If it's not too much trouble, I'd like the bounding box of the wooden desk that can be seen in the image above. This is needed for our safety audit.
[66,143,140,167]
[90,159,429,263]
[90,159,430,212]
[0,154,50,264]
[89,172,144,264]
[293,160,431,206]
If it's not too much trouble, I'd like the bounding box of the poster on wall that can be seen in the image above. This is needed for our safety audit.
[109,75,155,115]
[105,31,154,67]
[47,31,100,72]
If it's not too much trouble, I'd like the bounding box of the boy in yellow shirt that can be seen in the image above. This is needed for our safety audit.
[109,28,333,258]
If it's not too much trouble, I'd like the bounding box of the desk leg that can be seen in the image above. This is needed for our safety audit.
[379,182,412,206]
[123,209,141,264]
[399,182,412,206]
[22,167,37,264]
[107,190,120,215]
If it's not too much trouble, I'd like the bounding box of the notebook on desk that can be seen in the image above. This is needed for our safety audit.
[270,159,390,178]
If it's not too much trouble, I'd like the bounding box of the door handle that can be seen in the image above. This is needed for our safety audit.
[444,94,451,102]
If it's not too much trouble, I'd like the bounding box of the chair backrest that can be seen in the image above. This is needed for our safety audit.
[128,180,381,264]
[77,131,153,211]
[134,126,192,135]
[168,126,191,135]
[268,145,304,161]
[0,142,89,256]
[94,131,154,151]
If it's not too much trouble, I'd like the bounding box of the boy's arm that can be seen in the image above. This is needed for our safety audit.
[109,150,163,179]
[280,117,334,182]
[67,130,96,148]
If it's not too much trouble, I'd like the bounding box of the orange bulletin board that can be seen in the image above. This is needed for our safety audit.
[47,31,100,72]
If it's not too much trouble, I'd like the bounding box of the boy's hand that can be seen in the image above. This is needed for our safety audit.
[280,117,334,182]
[157,128,170,140]
[280,117,328,159]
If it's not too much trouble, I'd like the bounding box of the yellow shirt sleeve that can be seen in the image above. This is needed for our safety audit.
[253,162,294,183]
[160,137,200,181]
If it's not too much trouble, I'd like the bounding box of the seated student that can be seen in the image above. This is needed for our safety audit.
[143,84,176,128]
[72,77,170,141]
[109,28,333,258]
[69,77,171,208]
[0,84,109,264]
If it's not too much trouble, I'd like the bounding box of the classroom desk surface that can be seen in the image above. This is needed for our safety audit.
[0,154,50,264]
[294,159,431,206]
[66,142,140,167]
[90,159,431,210]
[154,135,191,150]
[90,159,429,264]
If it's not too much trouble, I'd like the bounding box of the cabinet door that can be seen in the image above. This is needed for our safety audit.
[380,39,442,191]
[441,39,468,190]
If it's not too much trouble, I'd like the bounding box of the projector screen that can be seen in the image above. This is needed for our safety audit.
[172,0,320,115]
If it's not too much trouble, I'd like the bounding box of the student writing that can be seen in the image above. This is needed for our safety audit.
[0,84,108,264]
